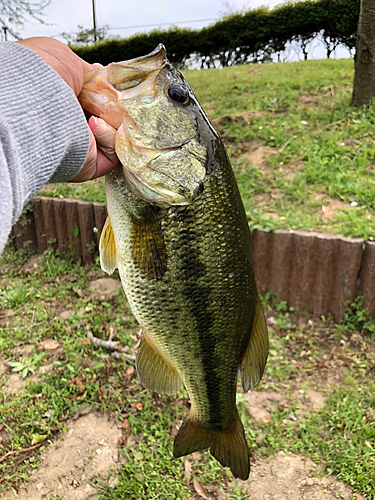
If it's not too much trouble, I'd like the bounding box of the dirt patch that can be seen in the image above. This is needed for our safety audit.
[263,212,280,220]
[87,278,122,299]
[13,344,35,356]
[239,451,353,499]
[248,66,262,75]
[212,111,263,128]
[2,361,55,394]
[246,388,327,429]
[231,141,276,178]
[253,189,285,212]
[246,144,275,176]
[212,111,263,139]
[201,101,216,118]
[299,93,318,108]
[59,309,75,320]
[1,372,28,394]
[293,389,326,411]
[279,158,303,180]
[246,390,288,422]
[3,413,122,500]
[314,194,353,220]
[22,255,44,271]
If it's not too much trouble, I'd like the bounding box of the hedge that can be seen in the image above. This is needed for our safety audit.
[72,0,359,67]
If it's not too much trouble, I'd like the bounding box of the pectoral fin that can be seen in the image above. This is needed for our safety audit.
[99,216,117,275]
[136,332,182,395]
[240,295,269,392]
[130,207,167,280]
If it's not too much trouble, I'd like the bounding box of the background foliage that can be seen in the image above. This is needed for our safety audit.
[72,0,360,67]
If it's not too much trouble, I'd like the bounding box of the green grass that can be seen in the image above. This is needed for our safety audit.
[0,249,243,498]
[1,248,375,498]
[40,58,375,239]
[246,294,375,497]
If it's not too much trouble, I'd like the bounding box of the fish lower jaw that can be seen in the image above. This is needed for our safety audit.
[123,169,191,206]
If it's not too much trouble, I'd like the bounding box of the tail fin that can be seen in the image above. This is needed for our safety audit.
[173,411,249,480]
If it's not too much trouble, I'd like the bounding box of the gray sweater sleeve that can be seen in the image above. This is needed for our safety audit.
[0,42,90,255]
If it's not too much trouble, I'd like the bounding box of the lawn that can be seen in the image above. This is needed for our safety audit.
[2,56,375,499]
[0,249,374,499]
[39,57,375,239]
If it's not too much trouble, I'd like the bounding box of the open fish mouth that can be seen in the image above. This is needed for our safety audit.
[79,44,207,208]
[115,126,207,207]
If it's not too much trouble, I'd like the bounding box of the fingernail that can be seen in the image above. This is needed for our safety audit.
[88,116,98,131]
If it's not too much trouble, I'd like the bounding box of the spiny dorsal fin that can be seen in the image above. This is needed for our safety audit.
[240,295,269,392]
[99,216,117,275]
[136,331,182,395]
[130,206,167,280]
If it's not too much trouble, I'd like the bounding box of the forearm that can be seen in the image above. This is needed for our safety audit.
[0,41,90,254]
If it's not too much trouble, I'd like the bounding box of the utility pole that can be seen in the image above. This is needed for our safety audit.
[92,0,97,42]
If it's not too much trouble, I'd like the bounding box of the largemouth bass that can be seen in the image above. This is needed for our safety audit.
[79,45,269,480]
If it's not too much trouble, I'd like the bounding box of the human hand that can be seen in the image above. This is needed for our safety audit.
[18,37,118,181]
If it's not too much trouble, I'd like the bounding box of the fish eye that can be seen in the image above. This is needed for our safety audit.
[168,85,189,104]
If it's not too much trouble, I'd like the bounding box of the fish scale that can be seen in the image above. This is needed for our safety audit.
[79,43,269,480]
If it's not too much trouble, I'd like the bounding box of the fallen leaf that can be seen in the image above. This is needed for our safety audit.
[130,403,142,411]
[193,478,208,499]
[69,371,86,394]
[39,339,60,350]
[124,366,135,383]
[356,495,366,500]
[184,460,191,485]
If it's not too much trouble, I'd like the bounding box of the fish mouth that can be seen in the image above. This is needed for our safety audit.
[120,141,206,208]
[107,44,168,91]
[80,44,207,207]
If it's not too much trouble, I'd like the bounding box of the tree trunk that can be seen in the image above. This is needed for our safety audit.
[351,0,375,107]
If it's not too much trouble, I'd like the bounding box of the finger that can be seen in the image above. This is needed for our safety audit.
[89,116,118,159]
[95,148,120,178]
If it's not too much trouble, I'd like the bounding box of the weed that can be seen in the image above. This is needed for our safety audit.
[8,352,45,379]
[340,295,375,339]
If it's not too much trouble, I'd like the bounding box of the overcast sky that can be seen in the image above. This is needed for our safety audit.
[15,0,350,61]
[16,0,295,40]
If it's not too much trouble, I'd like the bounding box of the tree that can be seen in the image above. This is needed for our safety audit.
[351,0,375,106]
[0,0,49,40]
[62,25,110,46]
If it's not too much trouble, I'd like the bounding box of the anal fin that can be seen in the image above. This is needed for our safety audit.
[136,332,182,395]
[99,216,117,275]
[130,206,167,280]
[240,295,269,392]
